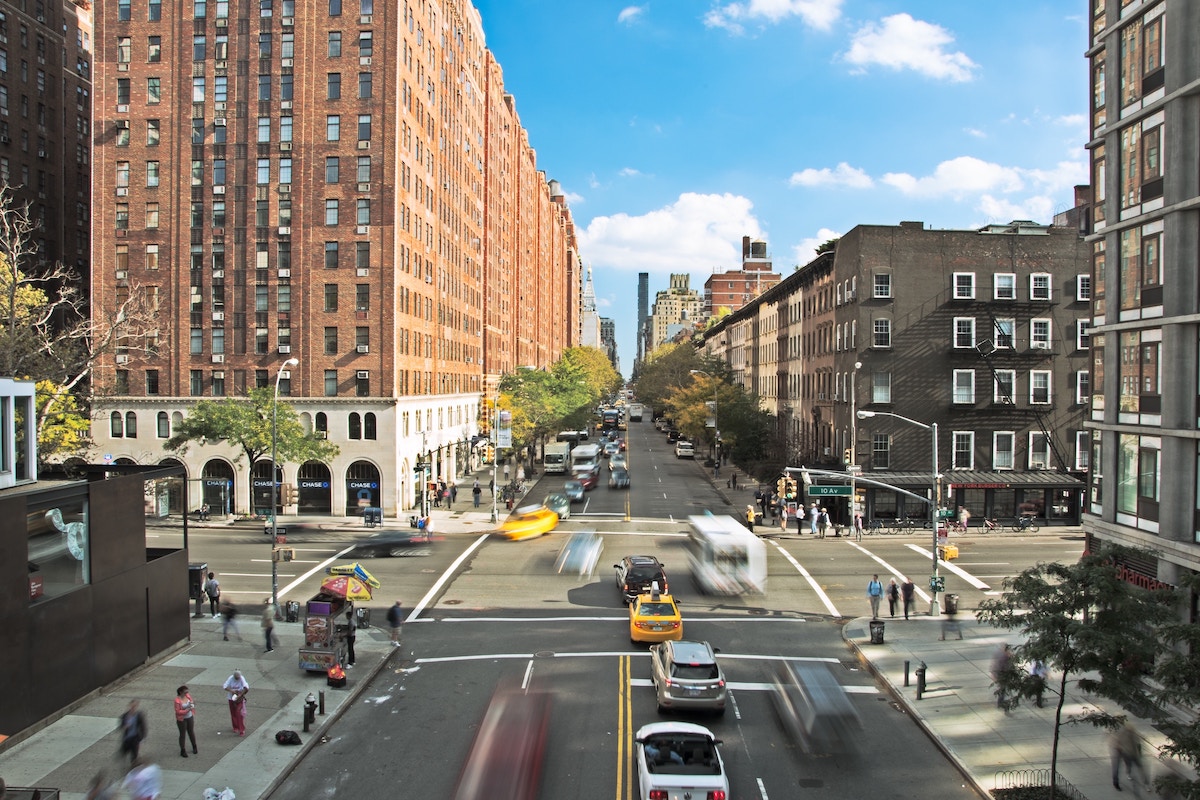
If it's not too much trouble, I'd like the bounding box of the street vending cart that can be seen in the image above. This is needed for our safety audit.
[299,594,353,672]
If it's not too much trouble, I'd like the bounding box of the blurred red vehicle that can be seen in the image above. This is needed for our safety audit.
[452,684,553,800]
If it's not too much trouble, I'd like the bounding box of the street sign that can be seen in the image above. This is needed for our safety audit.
[930,576,945,592]
[937,509,955,519]
[414,461,430,471]
[806,485,851,496]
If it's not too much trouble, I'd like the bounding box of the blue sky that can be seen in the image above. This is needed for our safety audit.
[472,1,1089,378]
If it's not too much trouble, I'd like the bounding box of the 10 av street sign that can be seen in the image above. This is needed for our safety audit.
[807,485,851,496]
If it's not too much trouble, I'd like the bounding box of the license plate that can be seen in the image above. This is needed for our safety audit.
[685,688,703,696]
[652,625,663,631]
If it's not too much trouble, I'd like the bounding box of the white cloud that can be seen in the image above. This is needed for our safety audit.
[964,127,986,138]
[564,191,585,205]
[882,156,1024,197]
[579,193,763,275]
[1055,113,1086,127]
[618,5,645,25]
[704,0,842,35]
[619,167,643,178]
[978,194,1056,224]
[789,162,873,189]
[793,228,842,265]
[843,13,977,82]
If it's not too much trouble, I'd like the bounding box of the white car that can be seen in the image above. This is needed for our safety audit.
[610,452,628,472]
[674,441,695,459]
[635,721,728,800]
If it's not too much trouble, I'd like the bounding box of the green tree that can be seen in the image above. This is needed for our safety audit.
[35,379,91,465]
[164,388,339,468]
[1148,572,1200,799]
[975,545,1175,799]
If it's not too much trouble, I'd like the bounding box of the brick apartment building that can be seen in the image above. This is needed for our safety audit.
[703,236,781,317]
[88,0,580,518]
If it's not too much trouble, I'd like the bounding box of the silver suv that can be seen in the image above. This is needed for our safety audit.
[649,640,726,715]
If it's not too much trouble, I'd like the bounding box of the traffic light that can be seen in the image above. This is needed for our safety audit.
[776,477,786,496]
[785,478,798,501]
[281,483,299,505]
[843,448,852,464]
[486,444,496,463]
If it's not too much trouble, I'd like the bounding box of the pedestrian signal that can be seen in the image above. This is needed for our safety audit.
[776,478,786,496]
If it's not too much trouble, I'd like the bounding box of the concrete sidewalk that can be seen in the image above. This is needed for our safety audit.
[845,613,1182,799]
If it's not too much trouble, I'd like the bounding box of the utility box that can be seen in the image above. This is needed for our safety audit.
[363,507,382,527]
[188,563,208,600]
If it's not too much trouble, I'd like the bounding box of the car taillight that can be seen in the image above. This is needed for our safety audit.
[649,792,667,800]
[667,621,680,629]
[707,792,726,800]
[717,678,725,688]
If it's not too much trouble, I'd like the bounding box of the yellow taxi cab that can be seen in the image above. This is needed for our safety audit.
[629,583,683,643]
[499,504,560,542]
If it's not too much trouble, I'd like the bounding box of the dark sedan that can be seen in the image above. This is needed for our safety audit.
[352,529,435,558]
[609,467,631,489]
[563,480,585,502]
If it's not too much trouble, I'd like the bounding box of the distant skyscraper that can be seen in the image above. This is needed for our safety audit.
[637,273,649,365]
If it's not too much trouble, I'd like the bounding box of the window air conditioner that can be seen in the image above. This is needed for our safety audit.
[356,344,369,353]
[356,268,369,277]
[360,57,372,66]
[278,345,291,354]
[356,225,368,234]
[214,117,226,127]
[278,227,291,235]
[281,58,293,68]
[212,371,225,379]
[115,270,127,280]
[280,100,292,110]
[116,187,128,196]
[282,16,293,26]
[278,268,290,277]
[211,354,224,363]
[278,184,291,193]
[315,430,327,439]
[212,311,224,321]
[1031,342,1050,350]
[357,182,370,192]
[213,185,225,194]
[356,371,369,379]
[115,354,130,364]
[357,140,370,149]
[280,142,292,150]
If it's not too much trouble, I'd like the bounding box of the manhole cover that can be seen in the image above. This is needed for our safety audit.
[534,650,556,658]
[445,599,462,605]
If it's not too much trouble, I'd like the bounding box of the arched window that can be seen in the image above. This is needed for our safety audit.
[316,412,328,435]
[348,412,361,440]
[364,412,376,440]
[125,411,138,438]
[110,411,124,438]
[157,411,170,438]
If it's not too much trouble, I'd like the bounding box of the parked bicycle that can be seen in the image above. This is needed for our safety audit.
[1010,515,1040,533]
[866,518,887,535]
[892,516,930,533]
[981,517,1001,532]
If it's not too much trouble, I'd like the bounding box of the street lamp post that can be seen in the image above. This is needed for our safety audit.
[689,370,719,470]
[857,409,940,616]
[490,392,500,524]
[271,356,299,611]
[849,361,863,525]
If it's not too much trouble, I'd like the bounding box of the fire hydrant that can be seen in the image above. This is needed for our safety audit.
[303,692,318,732]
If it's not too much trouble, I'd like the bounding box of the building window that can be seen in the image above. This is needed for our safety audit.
[1075,431,1089,472]
[315,412,328,435]
[953,317,975,349]
[356,198,370,225]
[357,114,371,141]
[327,115,340,141]
[325,156,339,183]
[324,241,339,269]
[355,372,369,397]
[324,199,339,225]
[993,318,1015,350]
[327,72,341,100]
[193,34,206,60]
[1076,320,1091,351]
[358,31,372,58]
[1076,274,1091,301]
[329,0,341,15]
[119,0,131,20]
[872,319,891,348]
[328,31,341,57]
[324,283,338,312]
[110,410,123,437]
[873,273,891,299]
[212,372,225,397]
[115,203,129,230]
[357,155,371,183]
[871,433,890,470]
[1031,319,1052,350]
[1076,370,1090,405]
[993,432,1015,470]
[157,411,170,439]
[1028,432,1050,469]
[192,77,205,102]
[1030,370,1051,405]
[952,370,975,404]
[324,326,338,355]
[358,71,372,99]
[117,78,131,106]
[355,284,370,312]
[324,370,338,397]
[146,243,159,270]
[1029,272,1051,301]
[994,273,1016,300]
[148,37,161,62]
[356,242,370,270]
[952,272,975,300]
[348,412,361,439]
[952,431,974,470]
[257,158,270,185]
[279,158,292,183]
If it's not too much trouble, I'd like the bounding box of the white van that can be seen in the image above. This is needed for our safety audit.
[570,443,602,473]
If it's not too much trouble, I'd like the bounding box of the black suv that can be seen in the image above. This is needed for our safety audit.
[614,555,668,605]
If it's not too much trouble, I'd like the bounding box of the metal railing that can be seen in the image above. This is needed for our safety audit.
[994,769,1088,800]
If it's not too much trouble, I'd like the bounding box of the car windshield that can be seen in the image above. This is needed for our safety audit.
[638,602,676,617]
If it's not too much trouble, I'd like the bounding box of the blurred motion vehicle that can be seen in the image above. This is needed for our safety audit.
[554,530,603,577]
[351,529,435,558]
[609,467,631,489]
[604,441,620,458]
[563,480,585,503]
[649,640,726,715]
[610,452,628,471]
[686,514,767,595]
[615,555,669,604]
[634,722,728,800]
[629,583,682,643]
[574,467,600,491]
[452,684,553,800]
[543,492,571,520]
[499,505,559,542]
[769,661,862,755]
[628,403,644,422]
[570,443,602,473]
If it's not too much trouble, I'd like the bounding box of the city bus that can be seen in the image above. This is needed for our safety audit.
[686,514,767,595]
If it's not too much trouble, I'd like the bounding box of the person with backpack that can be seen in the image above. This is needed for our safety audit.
[866,574,884,619]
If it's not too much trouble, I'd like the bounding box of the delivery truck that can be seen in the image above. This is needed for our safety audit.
[543,442,570,474]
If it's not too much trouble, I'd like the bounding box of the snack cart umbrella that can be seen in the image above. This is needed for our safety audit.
[319,575,375,601]
[326,562,382,589]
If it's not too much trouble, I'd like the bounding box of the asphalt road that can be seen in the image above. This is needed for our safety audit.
[176,422,1086,799]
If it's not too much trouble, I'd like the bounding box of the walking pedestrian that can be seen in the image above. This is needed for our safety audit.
[779,503,788,532]
[117,700,148,764]
[886,578,900,617]
[853,511,864,541]
[957,505,971,532]
[448,482,458,506]
[991,644,1013,711]
[472,479,482,507]
[901,577,916,619]
[200,502,210,521]
[866,574,883,618]
[261,599,276,652]
[85,771,116,800]
[808,503,819,536]
[503,461,510,482]
[1029,659,1048,708]
[1110,720,1148,791]
[817,507,830,538]
[939,603,963,640]
[386,599,404,646]
[757,489,768,520]
[345,608,357,666]
[516,464,525,485]
[122,758,162,800]
[220,599,240,641]
[174,685,198,757]
[222,669,250,736]
[204,571,221,618]
[745,504,756,531]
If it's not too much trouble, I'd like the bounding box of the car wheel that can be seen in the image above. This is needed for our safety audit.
[656,702,667,714]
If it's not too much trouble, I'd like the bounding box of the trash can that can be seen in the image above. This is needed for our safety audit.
[944,594,959,615]
[869,619,885,644]
[188,563,208,600]
[356,607,371,629]
[364,507,382,527]
[285,600,301,623]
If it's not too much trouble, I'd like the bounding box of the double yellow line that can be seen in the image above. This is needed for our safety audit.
[615,655,633,800]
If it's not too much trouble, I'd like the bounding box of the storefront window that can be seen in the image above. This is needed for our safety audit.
[1117,433,1138,514]
[27,496,90,602]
